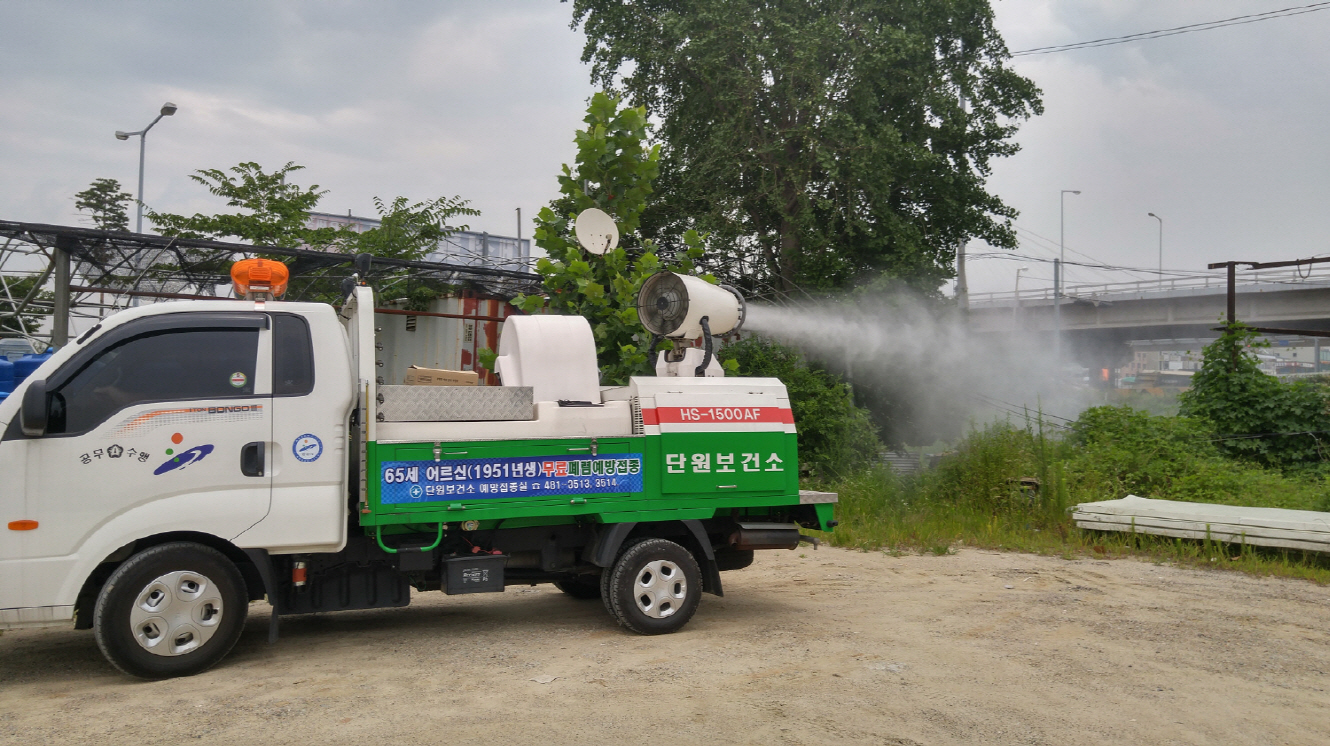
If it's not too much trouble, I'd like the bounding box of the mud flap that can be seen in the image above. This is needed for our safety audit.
[682,519,723,597]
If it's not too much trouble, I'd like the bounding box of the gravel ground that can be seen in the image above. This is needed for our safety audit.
[1,547,1327,745]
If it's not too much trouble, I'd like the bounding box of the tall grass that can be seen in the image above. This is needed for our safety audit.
[814,414,1330,584]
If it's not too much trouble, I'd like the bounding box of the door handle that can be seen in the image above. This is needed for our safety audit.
[240,441,266,477]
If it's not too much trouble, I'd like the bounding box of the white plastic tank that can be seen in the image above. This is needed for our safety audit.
[493,315,600,403]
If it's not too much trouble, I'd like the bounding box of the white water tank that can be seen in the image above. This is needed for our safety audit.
[493,315,600,403]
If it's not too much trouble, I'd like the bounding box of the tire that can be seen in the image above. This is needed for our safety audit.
[604,538,702,635]
[93,542,248,679]
[555,575,603,600]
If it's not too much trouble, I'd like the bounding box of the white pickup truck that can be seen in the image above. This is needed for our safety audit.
[0,265,835,678]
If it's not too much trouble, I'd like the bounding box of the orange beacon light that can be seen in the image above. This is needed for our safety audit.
[231,258,289,300]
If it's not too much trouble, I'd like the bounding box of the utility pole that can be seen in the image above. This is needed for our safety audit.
[1057,190,1080,362]
[1013,266,1028,325]
[1053,257,1064,359]
[956,84,969,313]
[51,235,74,347]
[516,207,524,260]
[956,241,968,311]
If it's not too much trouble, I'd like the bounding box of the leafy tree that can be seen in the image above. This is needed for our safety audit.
[571,0,1043,295]
[74,178,133,232]
[720,335,880,477]
[147,162,337,248]
[357,196,480,311]
[500,92,719,385]
[147,161,478,302]
[1179,323,1330,468]
[353,196,479,263]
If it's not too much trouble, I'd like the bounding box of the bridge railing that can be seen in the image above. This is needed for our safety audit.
[969,266,1330,306]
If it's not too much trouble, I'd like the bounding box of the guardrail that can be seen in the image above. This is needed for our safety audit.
[969,267,1330,306]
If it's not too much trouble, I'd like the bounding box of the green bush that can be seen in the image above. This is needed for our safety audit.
[1180,323,1330,468]
[720,336,880,478]
[1065,405,1328,510]
[1063,406,1325,509]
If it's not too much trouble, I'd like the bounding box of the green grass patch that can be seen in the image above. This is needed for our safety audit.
[810,412,1330,585]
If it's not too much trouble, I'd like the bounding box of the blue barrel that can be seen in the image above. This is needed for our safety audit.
[13,352,52,384]
[0,357,14,395]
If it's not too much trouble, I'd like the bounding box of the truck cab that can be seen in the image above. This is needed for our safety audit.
[1,276,834,679]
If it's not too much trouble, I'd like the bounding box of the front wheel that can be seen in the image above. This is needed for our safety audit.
[93,542,248,679]
[604,538,701,635]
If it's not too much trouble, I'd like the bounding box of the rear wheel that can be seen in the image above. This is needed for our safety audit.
[604,538,701,635]
[554,575,602,599]
[93,542,248,679]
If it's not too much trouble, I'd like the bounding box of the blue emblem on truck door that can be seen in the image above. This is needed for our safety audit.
[292,434,323,462]
[153,444,215,475]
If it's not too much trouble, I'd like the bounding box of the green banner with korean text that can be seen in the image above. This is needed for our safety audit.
[658,431,793,494]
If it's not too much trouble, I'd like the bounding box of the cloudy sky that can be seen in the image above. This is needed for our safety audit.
[1,1,1326,296]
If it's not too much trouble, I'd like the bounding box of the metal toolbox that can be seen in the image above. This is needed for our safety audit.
[376,385,534,422]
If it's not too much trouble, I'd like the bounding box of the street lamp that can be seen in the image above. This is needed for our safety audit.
[1148,212,1163,276]
[115,102,178,233]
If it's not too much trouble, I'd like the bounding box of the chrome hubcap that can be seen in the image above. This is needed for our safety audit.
[129,571,223,656]
[634,559,686,618]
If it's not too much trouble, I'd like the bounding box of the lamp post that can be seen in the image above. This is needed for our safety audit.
[1148,212,1163,277]
[115,102,178,233]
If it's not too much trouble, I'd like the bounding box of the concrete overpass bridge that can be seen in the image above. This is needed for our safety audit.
[965,266,1330,373]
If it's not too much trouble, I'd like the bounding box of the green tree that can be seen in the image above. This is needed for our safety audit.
[147,161,478,302]
[503,92,718,385]
[720,335,880,477]
[147,162,337,248]
[74,178,134,232]
[571,0,1042,295]
[355,195,480,311]
[353,195,479,263]
[1179,323,1330,468]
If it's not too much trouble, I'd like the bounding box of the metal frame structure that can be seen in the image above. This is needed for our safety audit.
[1209,257,1330,338]
[0,220,540,348]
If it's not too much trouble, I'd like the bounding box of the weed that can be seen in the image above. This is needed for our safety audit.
[810,415,1330,584]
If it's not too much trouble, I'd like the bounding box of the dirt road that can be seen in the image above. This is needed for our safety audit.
[2,547,1327,745]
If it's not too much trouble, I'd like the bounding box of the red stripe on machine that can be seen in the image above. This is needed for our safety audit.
[643,407,793,425]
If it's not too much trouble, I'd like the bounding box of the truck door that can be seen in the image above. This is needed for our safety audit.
[253,312,349,550]
[16,313,273,609]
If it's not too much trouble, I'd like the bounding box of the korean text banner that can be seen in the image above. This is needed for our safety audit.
[380,454,644,504]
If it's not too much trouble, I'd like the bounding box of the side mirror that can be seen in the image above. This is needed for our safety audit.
[20,379,48,437]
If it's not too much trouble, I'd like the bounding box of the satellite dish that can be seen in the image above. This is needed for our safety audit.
[573,208,619,255]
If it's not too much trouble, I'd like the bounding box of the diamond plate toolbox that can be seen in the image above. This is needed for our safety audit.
[376,385,534,422]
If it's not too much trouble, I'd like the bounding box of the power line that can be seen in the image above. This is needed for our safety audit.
[1012,223,1158,284]
[1012,234,1139,287]
[1011,2,1330,57]
[965,252,1216,279]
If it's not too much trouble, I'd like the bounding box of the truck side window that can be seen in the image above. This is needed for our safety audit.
[272,313,315,396]
[49,328,260,435]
